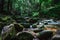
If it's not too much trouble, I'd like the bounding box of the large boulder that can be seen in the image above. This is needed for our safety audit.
[16,32,34,40]
[52,35,60,40]
[37,30,53,40]
[1,23,24,40]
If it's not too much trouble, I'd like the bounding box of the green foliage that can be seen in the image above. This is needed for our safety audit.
[32,12,39,17]
[1,0,60,18]
[0,16,14,25]
[40,0,60,18]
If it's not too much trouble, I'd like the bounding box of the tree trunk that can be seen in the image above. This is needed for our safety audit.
[0,0,4,13]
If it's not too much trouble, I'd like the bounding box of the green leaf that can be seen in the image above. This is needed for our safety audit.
[32,12,39,17]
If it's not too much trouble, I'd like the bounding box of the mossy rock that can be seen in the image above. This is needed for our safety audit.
[16,32,34,40]
[32,25,37,28]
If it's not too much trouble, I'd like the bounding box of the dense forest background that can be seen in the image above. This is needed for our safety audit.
[0,0,60,29]
[0,0,60,18]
